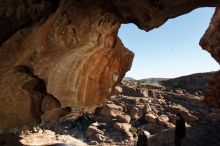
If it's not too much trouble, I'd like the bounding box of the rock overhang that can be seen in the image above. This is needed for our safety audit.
[0,0,220,133]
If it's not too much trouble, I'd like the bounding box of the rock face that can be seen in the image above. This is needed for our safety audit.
[0,66,61,133]
[203,71,220,107]
[200,8,220,63]
[0,0,59,46]
[200,8,220,107]
[1,0,220,132]
[0,0,134,109]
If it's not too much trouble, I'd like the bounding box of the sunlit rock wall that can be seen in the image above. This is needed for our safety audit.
[200,8,220,107]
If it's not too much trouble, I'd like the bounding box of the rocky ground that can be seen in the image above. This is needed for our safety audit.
[1,79,220,146]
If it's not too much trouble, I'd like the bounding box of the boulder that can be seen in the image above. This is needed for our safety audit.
[158,114,169,123]
[143,130,151,137]
[148,128,175,146]
[139,98,151,103]
[141,90,149,97]
[148,90,157,98]
[99,104,123,117]
[114,86,123,95]
[145,113,158,123]
[183,113,199,122]
[113,123,131,132]
[165,105,198,122]
[129,107,143,120]
[143,104,153,113]
[140,123,166,134]
[92,134,105,143]
[84,126,104,138]
[207,113,220,122]
[166,112,177,124]
[121,85,144,97]
[84,126,105,143]
[116,114,131,123]
[174,89,183,94]
[90,141,99,145]
[160,121,175,128]
[113,123,133,141]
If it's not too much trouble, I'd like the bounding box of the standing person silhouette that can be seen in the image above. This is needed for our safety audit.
[175,113,186,146]
[137,128,148,146]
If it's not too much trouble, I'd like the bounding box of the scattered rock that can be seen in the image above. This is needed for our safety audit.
[18,75,220,145]
[144,104,152,113]
[174,89,183,94]
[129,107,143,119]
[113,123,131,132]
[148,90,157,98]
[160,121,175,128]
[142,90,149,97]
[20,129,87,146]
[92,133,105,143]
[143,130,151,137]
[114,86,123,95]
[116,114,131,123]
[207,113,220,122]
[121,85,144,97]
[139,98,150,103]
[99,104,123,117]
[140,124,166,134]
[113,123,133,140]
[182,112,199,122]
[84,126,105,143]
[166,112,177,124]
[165,105,198,122]
[159,114,169,123]
[90,141,98,145]
[145,113,158,123]
[84,126,103,138]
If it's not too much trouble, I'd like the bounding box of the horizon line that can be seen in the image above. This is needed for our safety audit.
[125,69,219,80]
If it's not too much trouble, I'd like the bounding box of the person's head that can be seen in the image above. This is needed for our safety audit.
[176,113,183,119]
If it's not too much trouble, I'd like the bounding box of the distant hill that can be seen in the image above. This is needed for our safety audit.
[123,77,169,82]
[123,71,216,95]
[123,77,136,81]
[140,78,169,83]
[160,71,216,95]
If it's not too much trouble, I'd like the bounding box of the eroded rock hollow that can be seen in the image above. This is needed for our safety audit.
[0,0,220,133]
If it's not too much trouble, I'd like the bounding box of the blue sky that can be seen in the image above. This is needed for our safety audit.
[119,8,219,79]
